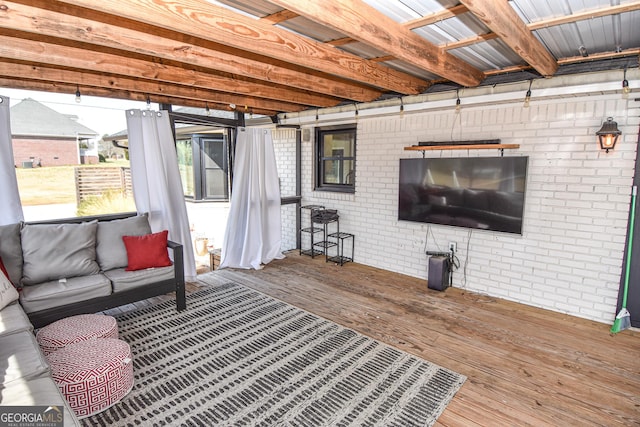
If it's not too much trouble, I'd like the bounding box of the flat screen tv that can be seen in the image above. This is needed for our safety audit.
[398,156,528,234]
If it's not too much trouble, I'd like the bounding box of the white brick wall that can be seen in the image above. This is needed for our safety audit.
[272,78,639,324]
[272,128,298,252]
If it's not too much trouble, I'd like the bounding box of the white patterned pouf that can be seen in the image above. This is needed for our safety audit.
[36,314,118,355]
[48,338,134,419]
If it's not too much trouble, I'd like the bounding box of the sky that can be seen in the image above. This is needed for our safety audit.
[1,88,157,137]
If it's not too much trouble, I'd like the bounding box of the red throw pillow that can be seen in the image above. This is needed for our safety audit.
[122,230,172,271]
[0,256,21,291]
[0,256,9,282]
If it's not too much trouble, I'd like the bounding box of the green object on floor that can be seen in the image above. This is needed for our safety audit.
[611,185,637,334]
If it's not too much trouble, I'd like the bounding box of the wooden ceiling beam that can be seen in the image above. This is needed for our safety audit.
[0,1,369,104]
[0,60,307,112]
[0,34,312,112]
[404,4,470,30]
[443,33,499,51]
[54,0,429,94]
[442,3,640,53]
[326,5,470,48]
[458,0,557,76]
[269,0,484,87]
[556,48,640,65]
[528,2,640,31]
[327,2,639,71]
[0,77,278,115]
[260,9,299,24]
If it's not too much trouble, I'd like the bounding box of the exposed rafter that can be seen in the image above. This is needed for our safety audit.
[459,0,558,76]
[0,0,636,113]
[270,0,484,87]
[0,0,378,104]
[0,60,308,112]
[54,0,429,95]
[0,77,278,116]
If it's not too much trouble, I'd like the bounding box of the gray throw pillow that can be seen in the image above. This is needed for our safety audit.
[96,214,152,271]
[0,222,23,284]
[21,221,100,285]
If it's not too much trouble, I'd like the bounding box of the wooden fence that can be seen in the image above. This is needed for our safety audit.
[75,167,132,204]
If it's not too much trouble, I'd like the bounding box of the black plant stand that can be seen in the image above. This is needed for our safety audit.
[311,209,339,262]
[300,204,325,257]
[327,232,354,266]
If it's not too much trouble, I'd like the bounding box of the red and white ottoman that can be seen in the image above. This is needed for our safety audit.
[36,314,119,355]
[47,338,134,419]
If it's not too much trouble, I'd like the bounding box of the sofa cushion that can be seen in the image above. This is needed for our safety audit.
[0,268,19,310]
[122,230,172,271]
[96,213,152,271]
[21,221,100,285]
[19,274,111,313]
[104,265,174,293]
[0,376,81,426]
[0,302,33,337]
[0,222,23,284]
[0,330,50,384]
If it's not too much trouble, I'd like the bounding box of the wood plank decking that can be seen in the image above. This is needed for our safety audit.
[206,252,640,426]
[108,251,639,426]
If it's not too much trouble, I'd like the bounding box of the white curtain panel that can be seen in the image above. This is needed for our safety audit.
[125,109,196,281]
[0,96,24,225]
[220,128,284,270]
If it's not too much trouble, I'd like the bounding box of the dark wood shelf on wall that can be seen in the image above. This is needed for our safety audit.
[404,143,520,151]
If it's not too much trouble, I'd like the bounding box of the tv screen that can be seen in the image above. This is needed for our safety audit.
[398,156,528,234]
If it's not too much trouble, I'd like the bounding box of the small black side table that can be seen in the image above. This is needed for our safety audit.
[327,232,354,266]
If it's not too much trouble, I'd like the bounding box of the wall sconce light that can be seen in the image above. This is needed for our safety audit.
[75,85,81,103]
[596,117,622,153]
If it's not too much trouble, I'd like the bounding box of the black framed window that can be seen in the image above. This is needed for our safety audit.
[177,134,228,201]
[315,125,356,193]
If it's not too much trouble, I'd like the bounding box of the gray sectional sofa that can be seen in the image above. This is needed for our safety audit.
[1,212,185,328]
[0,299,81,426]
[0,212,186,425]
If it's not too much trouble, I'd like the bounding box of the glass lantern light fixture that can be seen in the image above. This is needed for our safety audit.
[596,117,622,153]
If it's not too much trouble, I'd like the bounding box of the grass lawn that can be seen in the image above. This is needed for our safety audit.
[16,161,130,206]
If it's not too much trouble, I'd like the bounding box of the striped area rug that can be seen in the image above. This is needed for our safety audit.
[83,282,465,426]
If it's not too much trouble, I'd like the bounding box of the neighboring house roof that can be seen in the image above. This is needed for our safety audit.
[10,98,98,139]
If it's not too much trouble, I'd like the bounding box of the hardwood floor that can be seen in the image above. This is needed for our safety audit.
[194,251,640,426]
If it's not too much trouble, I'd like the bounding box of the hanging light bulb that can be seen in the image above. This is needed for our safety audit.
[205,102,211,116]
[455,89,461,114]
[523,80,533,108]
[75,85,81,103]
[399,98,404,118]
[146,95,151,110]
[622,68,630,98]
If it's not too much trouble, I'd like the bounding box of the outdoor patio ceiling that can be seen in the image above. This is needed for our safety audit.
[0,0,638,116]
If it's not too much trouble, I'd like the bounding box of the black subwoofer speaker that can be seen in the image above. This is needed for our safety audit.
[428,256,450,291]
